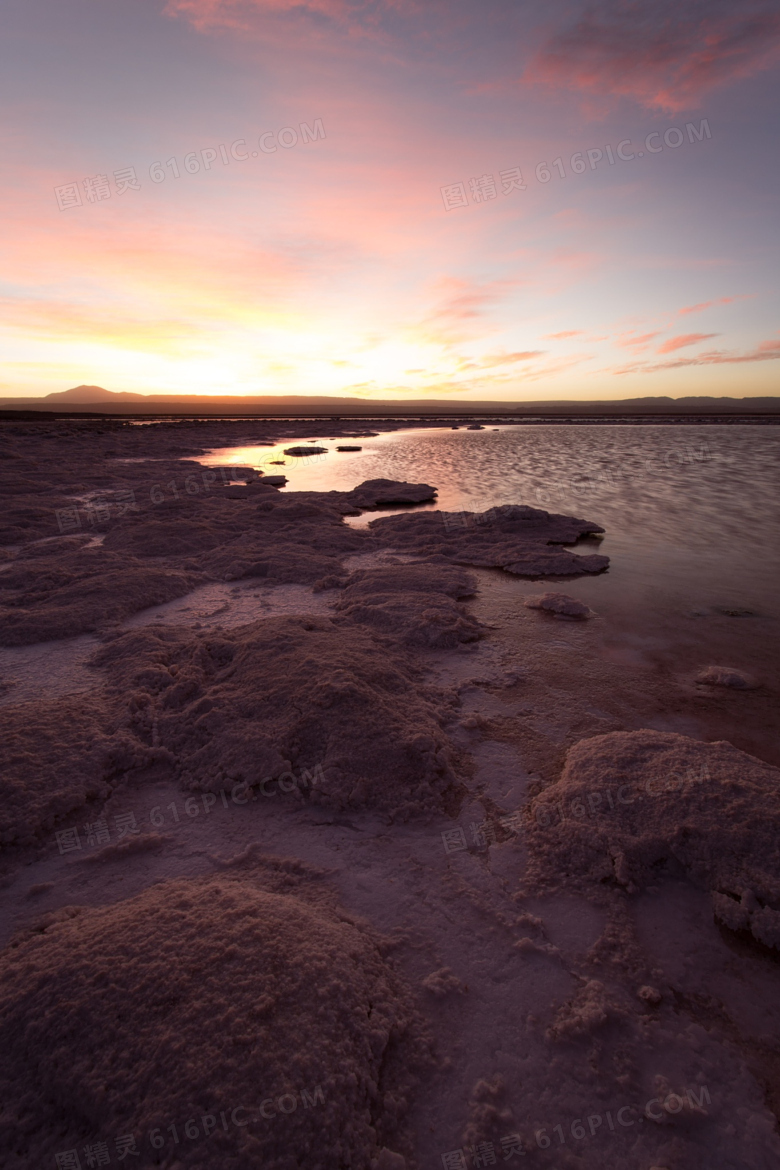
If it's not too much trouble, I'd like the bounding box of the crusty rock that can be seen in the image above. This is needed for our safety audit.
[0,692,128,845]
[370,505,608,577]
[346,479,437,507]
[0,874,428,1169]
[93,615,465,818]
[524,592,595,618]
[0,543,203,645]
[696,665,758,689]
[527,730,780,949]
[334,563,482,648]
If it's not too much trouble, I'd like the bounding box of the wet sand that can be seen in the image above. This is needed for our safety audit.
[1,418,779,1169]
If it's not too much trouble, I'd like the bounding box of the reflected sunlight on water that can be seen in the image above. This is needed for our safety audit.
[202,424,779,605]
[201,424,780,704]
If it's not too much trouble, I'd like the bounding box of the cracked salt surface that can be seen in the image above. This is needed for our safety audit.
[122,579,336,630]
[0,581,335,706]
[4,595,780,1167]
[3,445,780,1166]
[0,634,100,708]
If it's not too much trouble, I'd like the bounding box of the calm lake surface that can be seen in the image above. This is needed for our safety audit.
[202,424,780,712]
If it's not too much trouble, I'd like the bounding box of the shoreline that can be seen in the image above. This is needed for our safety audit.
[1,418,779,1169]
[4,409,780,425]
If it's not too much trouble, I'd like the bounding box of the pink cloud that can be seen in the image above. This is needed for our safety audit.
[456,350,545,371]
[613,333,780,373]
[616,331,662,349]
[657,332,720,353]
[414,277,520,346]
[543,330,583,339]
[166,0,351,28]
[524,2,780,112]
[678,295,745,315]
[519,353,594,381]
[164,0,417,35]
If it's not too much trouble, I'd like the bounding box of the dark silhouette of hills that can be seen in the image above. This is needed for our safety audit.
[1,385,779,416]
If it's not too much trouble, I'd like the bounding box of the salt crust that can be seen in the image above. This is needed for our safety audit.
[2,425,778,1166]
[333,563,482,648]
[368,505,609,577]
[345,479,436,507]
[524,592,595,618]
[0,870,429,1169]
[0,692,134,846]
[0,416,411,546]
[0,590,470,843]
[93,614,466,819]
[0,543,202,645]
[696,665,758,689]
[0,493,611,841]
[1,525,485,842]
[527,730,780,948]
[0,492,608,647]
[0,483,437,646]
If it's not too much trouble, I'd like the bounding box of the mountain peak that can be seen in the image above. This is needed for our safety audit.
[46,386,145,402]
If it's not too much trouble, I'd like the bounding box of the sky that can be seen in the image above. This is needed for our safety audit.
[1,0,779,402]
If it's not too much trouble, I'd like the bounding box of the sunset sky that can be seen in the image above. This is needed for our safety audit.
[1,0,779,401]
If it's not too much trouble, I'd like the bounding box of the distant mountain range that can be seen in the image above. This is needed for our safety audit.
[2,385,779,416]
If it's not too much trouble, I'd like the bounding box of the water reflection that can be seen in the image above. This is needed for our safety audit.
[201,424,779,585]
[199,423,780,759]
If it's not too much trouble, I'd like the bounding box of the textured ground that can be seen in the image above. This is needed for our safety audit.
[0,868,431,1170]
[1,419,778,1170]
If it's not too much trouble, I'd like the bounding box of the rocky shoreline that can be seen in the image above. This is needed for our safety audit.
[1,419,779,1170]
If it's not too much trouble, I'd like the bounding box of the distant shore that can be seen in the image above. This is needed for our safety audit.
[3,409,780,426]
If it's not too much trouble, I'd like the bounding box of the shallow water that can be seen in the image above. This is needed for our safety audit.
[204,424,780,723]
